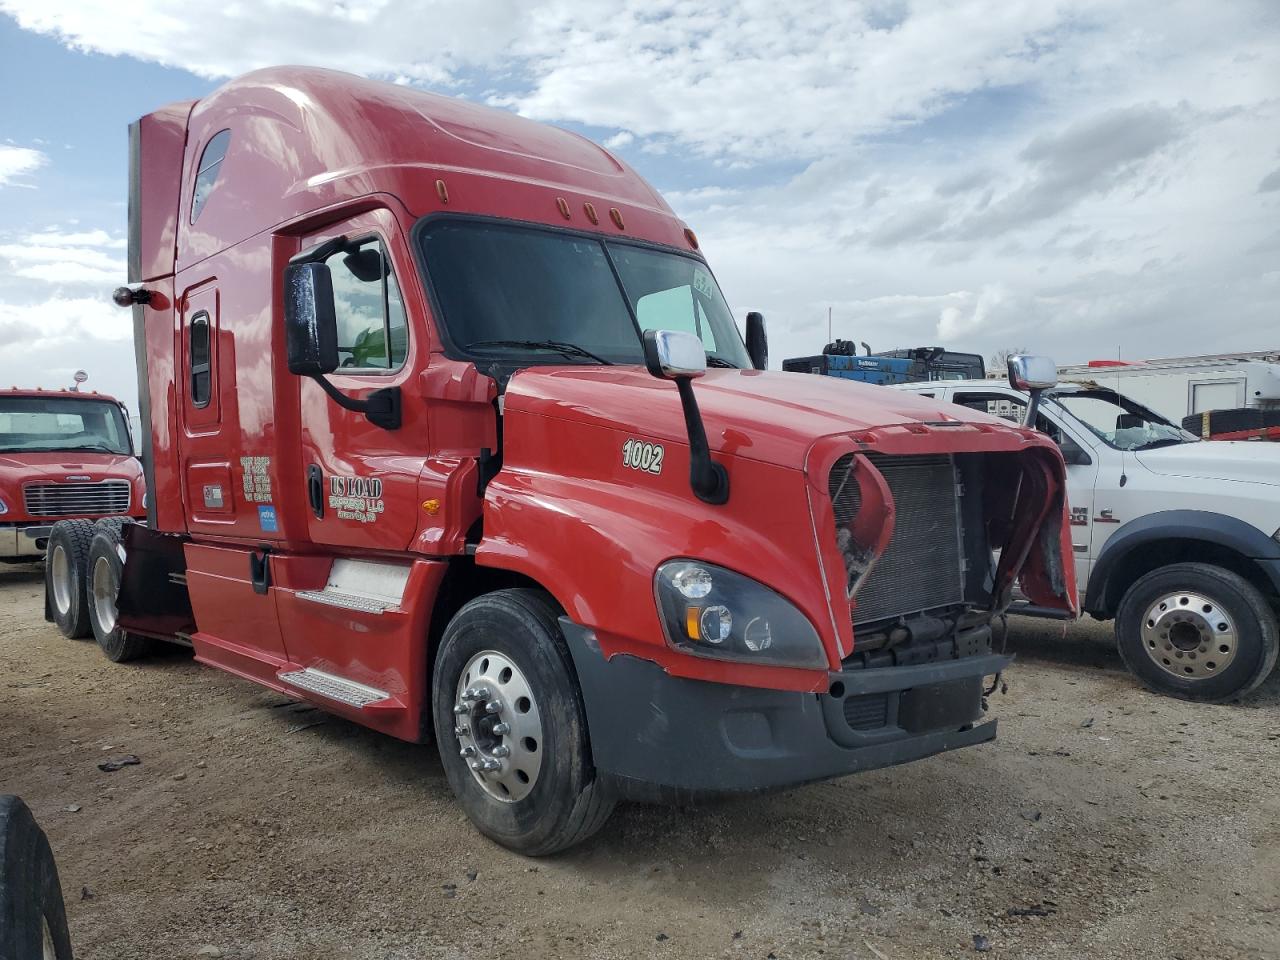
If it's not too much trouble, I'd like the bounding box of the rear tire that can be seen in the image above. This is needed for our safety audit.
[1116,562,1278,703]
[86,522,154,663]
[45,520,94,639]
[431,588,615,856]
[0,795,74,960]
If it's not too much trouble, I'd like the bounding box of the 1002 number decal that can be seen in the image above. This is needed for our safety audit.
[622,439,664,475]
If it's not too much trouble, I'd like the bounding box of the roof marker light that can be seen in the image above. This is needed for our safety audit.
[556,197,571,219]
[435,179,449,204]
[684,228,699,249]
[609,207,626,230]
[584,202,599,225]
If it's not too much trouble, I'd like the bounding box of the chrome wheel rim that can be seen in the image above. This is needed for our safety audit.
[92,555,118,635]
[1141,591,1238,680]
[452,650,543,802]
[50,545,73,616]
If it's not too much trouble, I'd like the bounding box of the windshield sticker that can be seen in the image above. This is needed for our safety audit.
[622,439,664,475]
[328,475,385,523]
[692,268,714,299]
[240,456,273,503]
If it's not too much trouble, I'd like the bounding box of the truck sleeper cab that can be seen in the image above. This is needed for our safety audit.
[50,67,1075,855]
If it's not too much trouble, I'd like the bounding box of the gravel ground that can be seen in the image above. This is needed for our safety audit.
[1,560,1277,960]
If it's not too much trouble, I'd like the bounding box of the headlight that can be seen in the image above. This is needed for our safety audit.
[654,560,828,669]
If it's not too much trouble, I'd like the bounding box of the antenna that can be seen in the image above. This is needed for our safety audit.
[828,306,832,345]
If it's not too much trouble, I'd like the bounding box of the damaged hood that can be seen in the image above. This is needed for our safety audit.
[503,366,1012,467]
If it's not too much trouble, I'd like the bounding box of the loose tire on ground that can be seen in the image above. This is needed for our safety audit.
[431,588,616,856]
[0,795,74,960]
[45,520,95,639]
[86,522,155,663]
[1116,562,1279,703]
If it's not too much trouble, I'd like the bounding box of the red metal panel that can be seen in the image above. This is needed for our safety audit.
[132,102,195,284]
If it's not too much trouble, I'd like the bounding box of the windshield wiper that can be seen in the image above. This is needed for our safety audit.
[466,339,613,365]
[1133,437,1188,451]
[704,355,738,368]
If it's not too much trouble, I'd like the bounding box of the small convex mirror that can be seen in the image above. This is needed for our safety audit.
[1007,355,1058,391]
[642,329,707,380]
[284,261,340,376]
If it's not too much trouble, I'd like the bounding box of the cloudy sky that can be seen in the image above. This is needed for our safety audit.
[1,0,1278,412]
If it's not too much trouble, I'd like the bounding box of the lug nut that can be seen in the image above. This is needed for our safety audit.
[482,758,501,772]
[454,726,468,738]
[453,703,469,715]
[492,745,510,758]
[492,722,510,735]
[484,700,502,714]
[473,686,491,700]
[461,689,477,702]
[460,745,476,758]
[469,760,483,771]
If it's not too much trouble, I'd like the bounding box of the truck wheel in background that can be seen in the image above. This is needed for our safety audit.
[1116,562,1279,703]
[0,795,74,960]
[86,521,155,663]
[45,519,95,639]
[431,588,616,856]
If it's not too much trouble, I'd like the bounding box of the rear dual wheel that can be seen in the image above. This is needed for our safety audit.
[431,589,615,856]
[85,522,154,663]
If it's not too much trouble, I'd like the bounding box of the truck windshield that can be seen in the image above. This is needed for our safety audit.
[418,219,751,369]
[0,396,131,454]
[1049,389,1195,451]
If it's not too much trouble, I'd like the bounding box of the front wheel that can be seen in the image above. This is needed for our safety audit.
[431,589,615,855]
[1115,562,1279,703]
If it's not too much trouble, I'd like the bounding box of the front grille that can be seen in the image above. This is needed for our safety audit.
[842,692,890,730]
[23,480,131,517]
[830,453,965,625]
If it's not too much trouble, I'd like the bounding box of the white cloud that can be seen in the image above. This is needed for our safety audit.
[0,144,46,187]
[1,0,1278,372]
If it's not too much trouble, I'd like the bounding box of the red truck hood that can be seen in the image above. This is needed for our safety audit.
[0,452,143,481]
[504,366,1011,466]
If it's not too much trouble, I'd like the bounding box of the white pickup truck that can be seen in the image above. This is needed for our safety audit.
[894,376,1280,702]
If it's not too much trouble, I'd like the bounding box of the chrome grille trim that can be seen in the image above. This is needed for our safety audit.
[830,453,966,626]
[23,480,131,517]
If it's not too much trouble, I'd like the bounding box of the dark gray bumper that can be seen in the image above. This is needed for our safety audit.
[560,618,1010,797]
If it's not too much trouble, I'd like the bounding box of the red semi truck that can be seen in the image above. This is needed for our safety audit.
[46,67,1076,854]
[0,388,143,565]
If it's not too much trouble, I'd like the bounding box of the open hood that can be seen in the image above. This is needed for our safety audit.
[504,366,1008,469]
[1136,439,1280,487]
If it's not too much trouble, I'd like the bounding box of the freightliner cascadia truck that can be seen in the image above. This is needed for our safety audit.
[0,387,143,563]
[45,67,1076,854]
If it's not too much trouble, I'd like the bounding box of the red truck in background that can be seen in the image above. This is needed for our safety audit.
[0,388,144,568]
[45,67,1076,855]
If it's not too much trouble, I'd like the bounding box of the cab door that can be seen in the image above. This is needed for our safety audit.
[294,208,428,552]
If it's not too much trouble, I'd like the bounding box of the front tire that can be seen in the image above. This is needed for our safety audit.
[1116,562,1279,703]
[0,795,74,960]
[45,520,94,639]
[431,589,615,855]
[86,522,155,663]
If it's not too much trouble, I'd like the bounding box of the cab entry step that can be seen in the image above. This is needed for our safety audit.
[278,667,391,708]
[294,558,412,615]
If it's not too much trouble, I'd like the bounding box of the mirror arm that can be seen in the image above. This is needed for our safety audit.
[307,374,402,430]
[1024,388,1044,429]
[675,378,729,505]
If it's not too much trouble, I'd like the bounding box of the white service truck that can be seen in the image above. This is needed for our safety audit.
[894,376,1280,702]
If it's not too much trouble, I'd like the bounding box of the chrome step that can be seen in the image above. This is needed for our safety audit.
[295,589,397,614]
[278,668,390,708]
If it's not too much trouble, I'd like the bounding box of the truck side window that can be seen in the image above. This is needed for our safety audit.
[191,129,231,224]
[635,287,718,351]
[190,313,212,408]
[325,238,409,372]
[952,391,1060,441]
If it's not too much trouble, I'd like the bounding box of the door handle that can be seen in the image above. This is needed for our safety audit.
[249,549,271,596]
[307,465,324,519]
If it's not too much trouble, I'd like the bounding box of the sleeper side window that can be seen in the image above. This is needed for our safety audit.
[191,129,231,224]
[324,238,409,372]
[190,313,212,407]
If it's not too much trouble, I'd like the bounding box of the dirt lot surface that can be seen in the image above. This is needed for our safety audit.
[2,562,1278,960]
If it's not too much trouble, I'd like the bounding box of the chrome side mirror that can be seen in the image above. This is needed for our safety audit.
[1007,355,1058,391]
[642,329,707,380]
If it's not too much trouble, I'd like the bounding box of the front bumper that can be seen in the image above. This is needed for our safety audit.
[0,524,53,560]
[560,617,1010,797]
